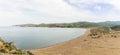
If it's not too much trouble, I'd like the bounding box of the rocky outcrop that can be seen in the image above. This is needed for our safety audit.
[0,37,29,55]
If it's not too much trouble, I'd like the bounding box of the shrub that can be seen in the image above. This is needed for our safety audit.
[111,25,120,31]
[0,49,6,53]
[10,50,30,55]
[0,52,4,55]
[10,50,19,54]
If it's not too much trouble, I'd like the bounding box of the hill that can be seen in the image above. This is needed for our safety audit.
[15,21,120,28]
[98,21,120,27]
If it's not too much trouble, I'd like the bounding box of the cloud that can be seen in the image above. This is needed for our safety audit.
[64,0,115,14]
[0,0,120,26]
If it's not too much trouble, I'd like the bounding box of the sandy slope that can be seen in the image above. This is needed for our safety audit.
[30,29,120,55]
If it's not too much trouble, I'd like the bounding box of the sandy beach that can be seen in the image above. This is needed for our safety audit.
[30,28,120,55]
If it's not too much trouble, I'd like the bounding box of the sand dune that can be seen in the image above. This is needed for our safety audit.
[30,28,120,55]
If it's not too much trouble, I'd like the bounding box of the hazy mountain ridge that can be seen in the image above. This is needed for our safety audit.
[98,21,120,26]
[15,21,120,28]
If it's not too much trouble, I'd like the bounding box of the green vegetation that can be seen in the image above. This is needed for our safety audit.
[98,21,118,27]
[0,49,6,53]
[10,50,29,55]
[38,22,100,28]
[16,21,120,28]
[111,25,120,31]
[16,22,101,28]
[89,27,119,39]
[90,27,111,34]
[0,37,30,55]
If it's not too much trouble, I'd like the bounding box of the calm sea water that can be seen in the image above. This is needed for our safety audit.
[0,27,86,50]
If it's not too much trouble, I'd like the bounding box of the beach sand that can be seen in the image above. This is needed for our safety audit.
[30,29,120,55]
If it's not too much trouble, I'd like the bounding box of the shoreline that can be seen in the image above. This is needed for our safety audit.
[28,29,88,50]
[30,28,120,55]
[30,29,90,55]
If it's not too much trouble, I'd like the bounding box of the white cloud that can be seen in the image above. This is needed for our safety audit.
[0,0,120,26]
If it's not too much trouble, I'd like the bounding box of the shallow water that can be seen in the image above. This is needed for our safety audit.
[0,27,86,50]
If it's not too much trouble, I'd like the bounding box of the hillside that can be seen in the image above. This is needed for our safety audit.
[111,25,120,31]
[15,21,120,28]
[98,21,120,27]
[0,37,29,55]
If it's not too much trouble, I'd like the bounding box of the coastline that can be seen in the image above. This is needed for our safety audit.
[30,28,120,55]
[30,29,90,55]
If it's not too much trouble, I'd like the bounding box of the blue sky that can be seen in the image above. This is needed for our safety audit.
[0,0,120,26]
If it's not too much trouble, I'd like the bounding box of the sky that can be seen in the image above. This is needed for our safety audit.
[0,0,120,26]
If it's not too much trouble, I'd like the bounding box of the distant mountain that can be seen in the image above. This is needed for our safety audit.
[15,24,39,27]
[15,21,120,28]
[16,22,100,28]
[112,21,120,25]
[98,21,120,27]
